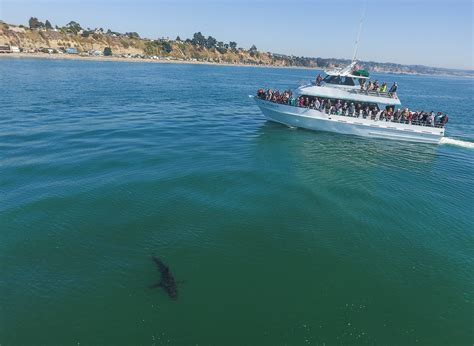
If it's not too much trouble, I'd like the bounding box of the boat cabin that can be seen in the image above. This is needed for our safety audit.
[301,61,400,106]
[323,75,362,87]
[320,61,369,88]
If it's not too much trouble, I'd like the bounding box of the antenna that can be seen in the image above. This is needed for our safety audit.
[352,0,367,62]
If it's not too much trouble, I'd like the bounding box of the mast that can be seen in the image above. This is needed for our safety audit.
[352,0,367,63]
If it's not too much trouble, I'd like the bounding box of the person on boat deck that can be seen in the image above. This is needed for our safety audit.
[314,98,321,110]
[348,102,355,116]
[316,74,323,86]
[374,80,380,91]
[389,82,398,93]
[380,82,387,92]
[427,112,435,126]
[368,81,374,91]
[343,102,348,115]
[415,112,420,124]
[422,111,429,125]
[401,108,409,123]
[375,109,383,121]
[335,99,342,110]
[441,114,449,126]
[395,108,402,122]
[325,99,332,113]
[355,103,361,117]
[319,99,326,112]
[386,107,393,121]
[367,107,376,120]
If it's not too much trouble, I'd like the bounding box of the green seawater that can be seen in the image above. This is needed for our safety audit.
[1,59,473,345]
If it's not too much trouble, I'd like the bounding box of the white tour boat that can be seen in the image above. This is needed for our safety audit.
[253,60,445,144]
[252,3,447,144]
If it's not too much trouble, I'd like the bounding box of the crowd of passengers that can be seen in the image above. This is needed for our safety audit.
[315,73,398,93]
[256,89,449,127]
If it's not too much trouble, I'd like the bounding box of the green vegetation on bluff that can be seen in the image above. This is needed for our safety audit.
[0,17,472,77]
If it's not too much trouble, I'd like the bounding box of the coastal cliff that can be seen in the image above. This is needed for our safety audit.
[0,20,471,77]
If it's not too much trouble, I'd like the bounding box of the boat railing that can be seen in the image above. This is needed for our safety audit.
[257,96,446,128]
[310,81,397,99]
[347,88,397,99]
[316,106,445,127]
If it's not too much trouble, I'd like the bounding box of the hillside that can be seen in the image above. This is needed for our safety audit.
[0,22,301,67]
[0,20,472,77]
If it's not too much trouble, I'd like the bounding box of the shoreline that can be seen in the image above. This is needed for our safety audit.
[0,52,318,70]
[1,53,472,78]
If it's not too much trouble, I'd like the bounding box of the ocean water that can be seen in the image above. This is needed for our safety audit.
[0,58,473,345]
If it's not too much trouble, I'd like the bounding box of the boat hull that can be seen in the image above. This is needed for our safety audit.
[254,98,444,144]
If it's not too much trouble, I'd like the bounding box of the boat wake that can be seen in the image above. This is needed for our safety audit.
[440,137,474,149]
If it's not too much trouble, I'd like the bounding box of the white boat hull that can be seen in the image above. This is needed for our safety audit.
[254,98,444,144]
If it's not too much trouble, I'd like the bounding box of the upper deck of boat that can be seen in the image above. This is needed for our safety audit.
[301,61,402,106]
[298,83,402,106]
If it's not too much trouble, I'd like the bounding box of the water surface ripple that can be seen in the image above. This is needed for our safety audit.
[0,59,473,345]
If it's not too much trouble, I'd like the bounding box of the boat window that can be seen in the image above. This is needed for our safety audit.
[322,75,355,85]
[323,75,342,85]
[322,75,333,83]
[342,77,355,86]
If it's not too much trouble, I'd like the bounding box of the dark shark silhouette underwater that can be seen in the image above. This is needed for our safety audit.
[150,256,180,300]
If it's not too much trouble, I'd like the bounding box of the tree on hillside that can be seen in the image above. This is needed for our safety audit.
[205,36,217,49]
[216,41,226,54]
[176,36,181,41]
[45,20,53,30]
[249,44,258,57]
[192,32,206,46]
[81,30,92,37]
[126,32,140,39]
[162,41,172,53]
[28,17,44,29]
[103,47,112,56]
[229,41,237,51]
[65,21,82,34]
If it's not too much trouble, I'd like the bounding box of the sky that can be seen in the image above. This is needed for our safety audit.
[1,0,473,70]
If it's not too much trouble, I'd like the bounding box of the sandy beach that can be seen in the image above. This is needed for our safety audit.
[0,52,317,70]
[2,53,471,78]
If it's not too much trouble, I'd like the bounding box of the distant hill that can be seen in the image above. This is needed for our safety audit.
[0,19,472,77]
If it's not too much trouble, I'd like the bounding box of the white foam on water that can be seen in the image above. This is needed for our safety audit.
[440,137,474,149]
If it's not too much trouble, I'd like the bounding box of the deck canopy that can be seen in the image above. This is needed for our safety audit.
[297,84,402,106]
